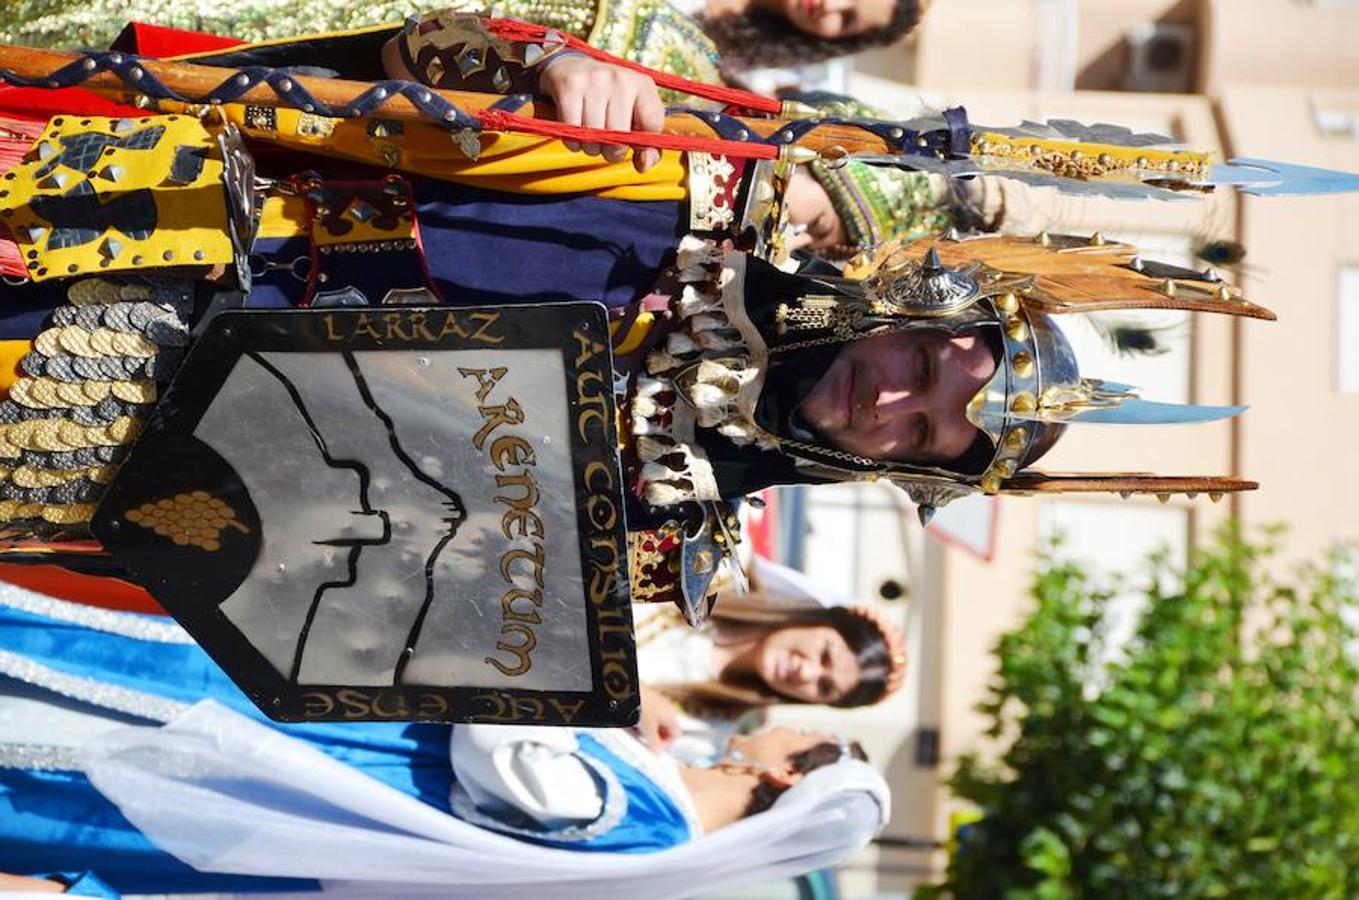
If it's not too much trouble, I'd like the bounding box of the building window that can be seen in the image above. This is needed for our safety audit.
[795,482,913,600]
[1338,267,1359,393]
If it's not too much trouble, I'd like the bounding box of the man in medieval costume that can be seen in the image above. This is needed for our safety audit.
[0,15,1348,892]
[0,12,1295,605]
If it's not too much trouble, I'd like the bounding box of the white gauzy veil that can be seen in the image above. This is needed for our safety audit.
[81,700,887,900]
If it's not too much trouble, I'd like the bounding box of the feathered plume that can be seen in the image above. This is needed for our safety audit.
[1088,316,1181,358]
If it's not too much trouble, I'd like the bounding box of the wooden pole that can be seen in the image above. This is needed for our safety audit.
[0,44,896,158]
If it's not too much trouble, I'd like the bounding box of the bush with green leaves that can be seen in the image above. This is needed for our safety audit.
[926,531,1359,899]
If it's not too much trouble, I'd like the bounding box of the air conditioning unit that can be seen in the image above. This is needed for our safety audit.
[1124,22,1197,93]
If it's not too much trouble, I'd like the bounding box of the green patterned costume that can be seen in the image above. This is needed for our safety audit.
[428,0,722,100]
[3,0,413,49]
[3,0,719,87]
[6,0,951,249]
[810,160,955,250]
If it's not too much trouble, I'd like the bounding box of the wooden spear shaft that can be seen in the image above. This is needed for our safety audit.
[0,44,897,157]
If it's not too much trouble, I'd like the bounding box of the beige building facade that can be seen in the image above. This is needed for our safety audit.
[768,3,1359,894]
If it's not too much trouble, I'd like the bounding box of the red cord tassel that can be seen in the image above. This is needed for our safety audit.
[478,108,778,160]
[0,114,43,280]
[484,17,782,116]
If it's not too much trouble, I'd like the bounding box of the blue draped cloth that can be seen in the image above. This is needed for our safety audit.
[0,597,691,895]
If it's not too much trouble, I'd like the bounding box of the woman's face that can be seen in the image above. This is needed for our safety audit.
[776,0,897,39]
[756,623,862,703]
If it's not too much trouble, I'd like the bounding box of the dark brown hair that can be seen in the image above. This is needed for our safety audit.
[699,0,923,74]
[822,607,892,708]
[743,739,869,816]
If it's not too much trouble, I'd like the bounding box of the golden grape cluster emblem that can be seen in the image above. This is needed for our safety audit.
[124,490,249,551]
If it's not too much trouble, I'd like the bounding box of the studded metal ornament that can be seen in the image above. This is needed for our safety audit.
[865,246,984,318]
[890,476,977,526]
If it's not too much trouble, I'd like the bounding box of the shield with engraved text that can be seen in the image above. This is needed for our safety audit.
[91,302,639,726]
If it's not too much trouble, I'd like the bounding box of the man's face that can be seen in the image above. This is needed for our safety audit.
[726,726,840,769]
[797,328,996,465]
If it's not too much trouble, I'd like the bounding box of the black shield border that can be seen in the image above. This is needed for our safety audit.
[91,302,639,727]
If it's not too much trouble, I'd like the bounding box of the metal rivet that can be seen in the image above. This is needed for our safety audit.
[1006,317,1029,342]
[193,250,205,261]
[1012,351,1034,378]
[1011,391,1037,414]
[995,292,1019,314]
[162,250,174,261]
